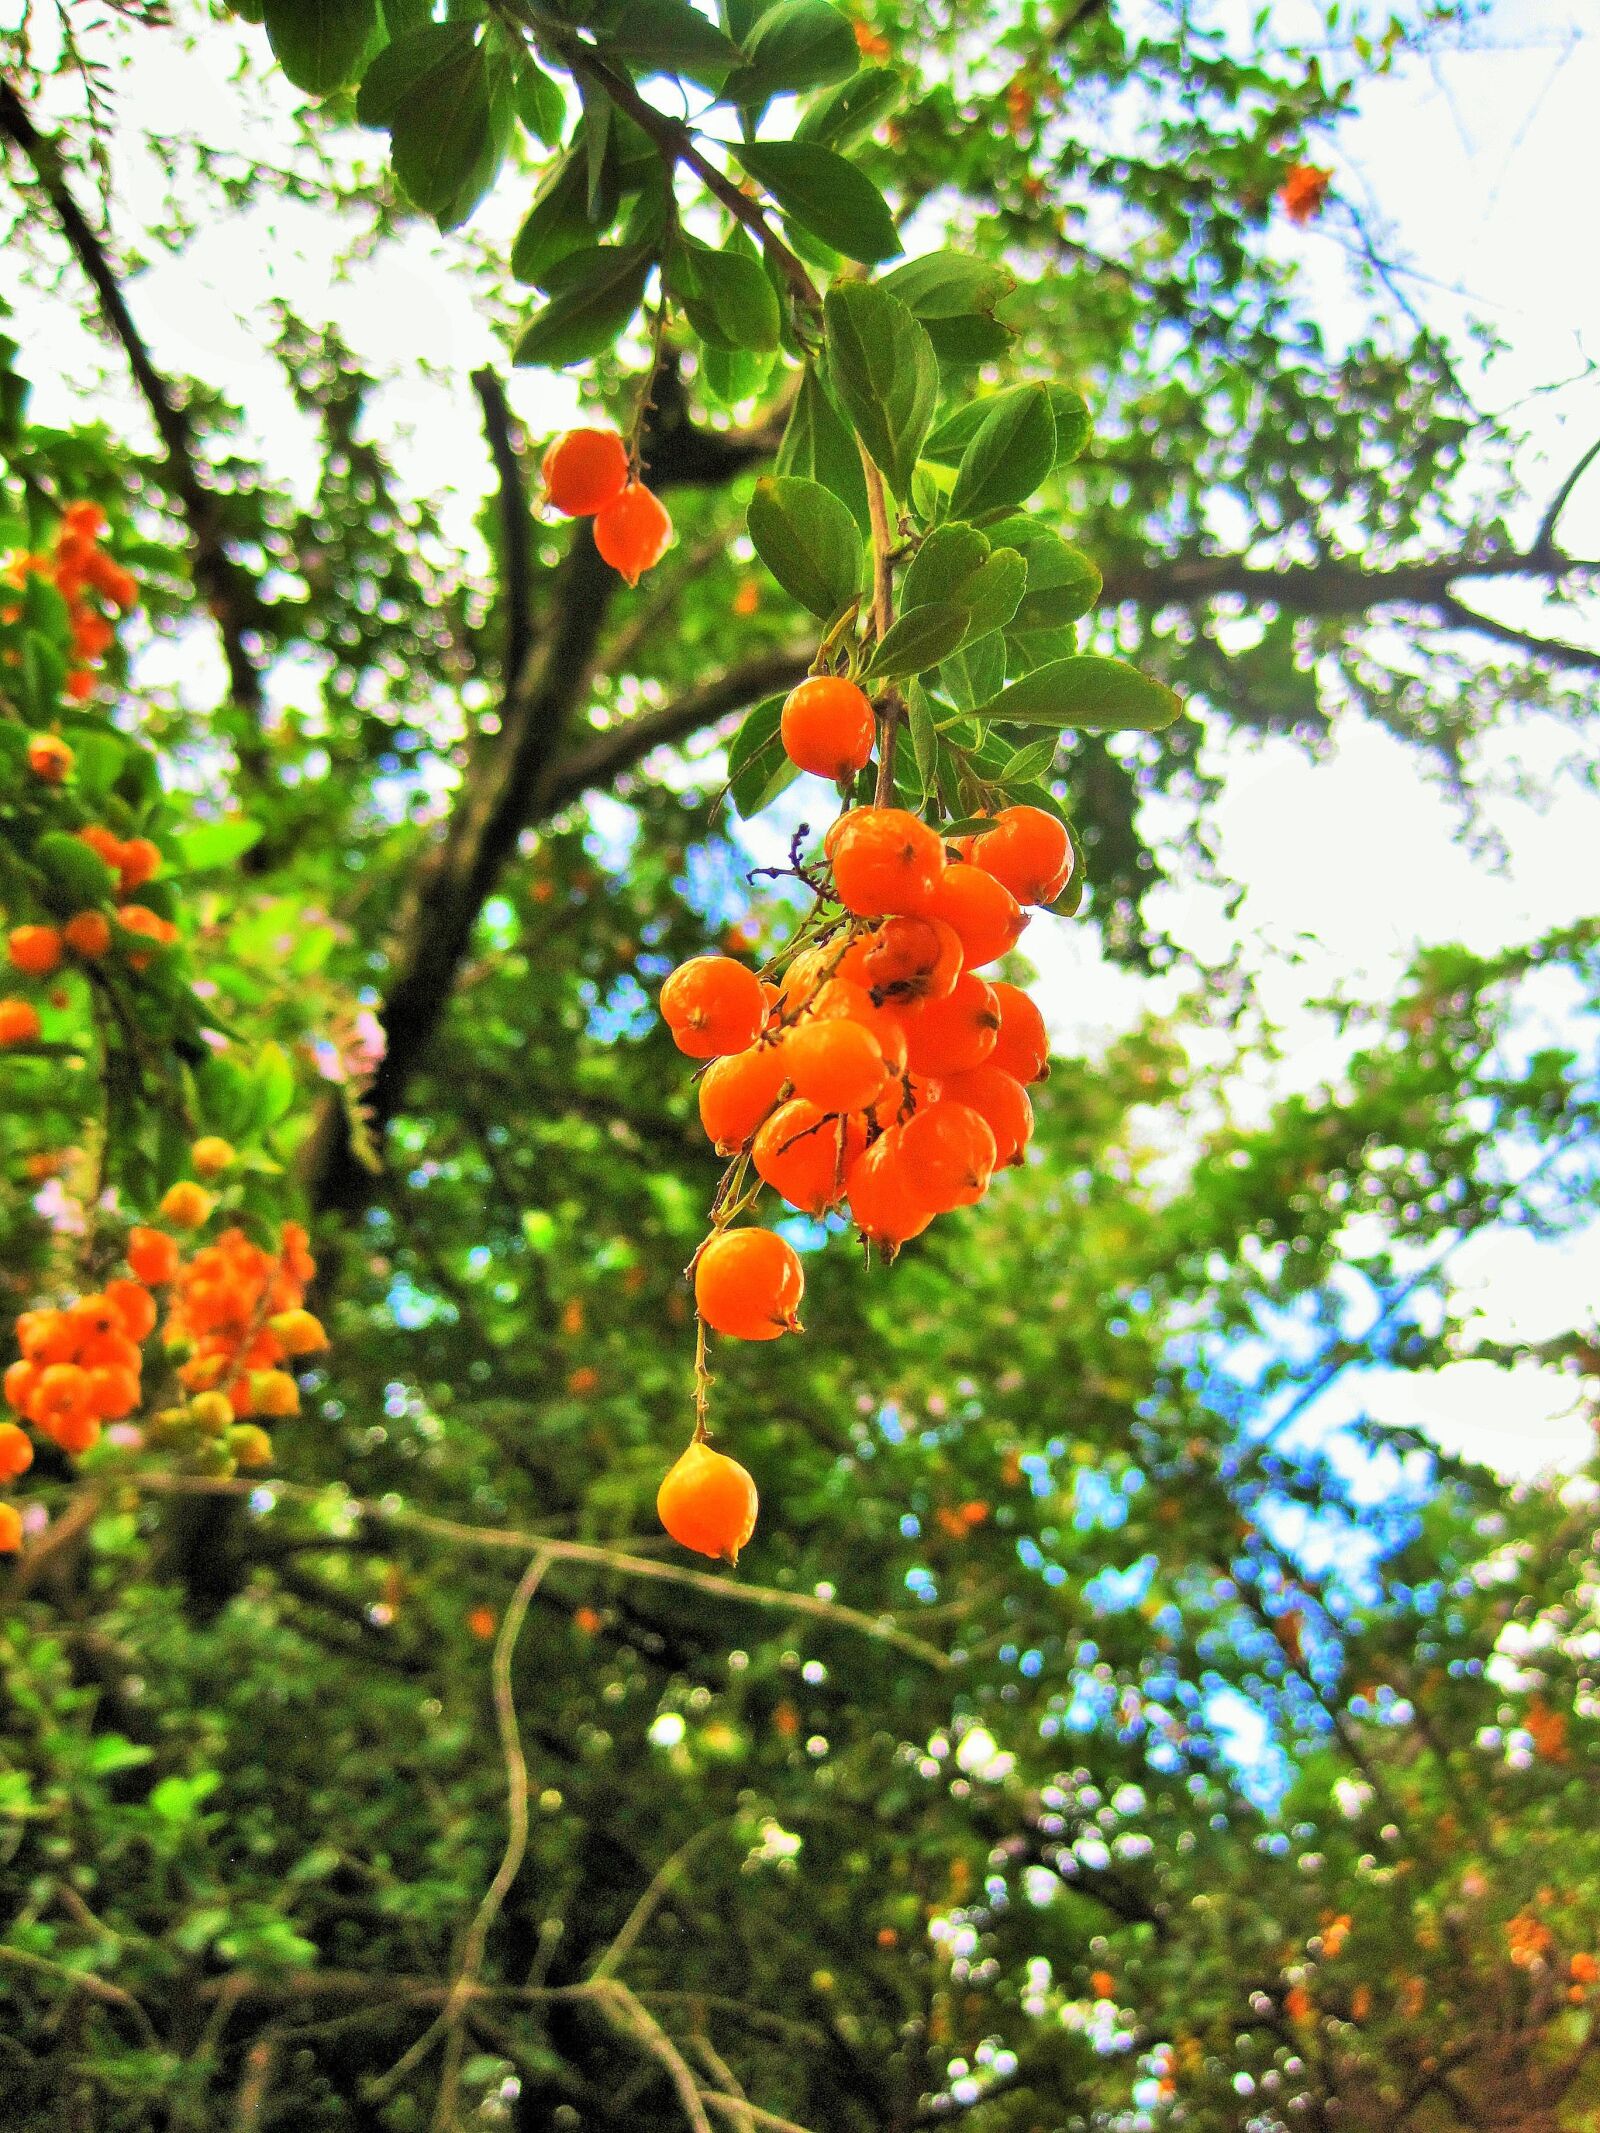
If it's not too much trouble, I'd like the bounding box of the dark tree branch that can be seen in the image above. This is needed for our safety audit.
[1098,544,1600,616]
[471,368,535,695]
[1438,593,1600,676]
[0,79,271,736]
[1533,430,1600,560]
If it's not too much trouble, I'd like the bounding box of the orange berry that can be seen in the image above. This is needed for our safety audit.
[127,1227,181,1285]
[116,904,176,953]
[926,863,1027,969]
[250,1370,300,1417]
[61,500,108,538]
[752,1098,867,1214]
[593,481,672,586]
[117,839,161,890]
[840,915,963,1004]
[941,1066,1033,1167]
[0,1502,21,1552]
[657,1437,759,1564]
[899,1100,997,1211]
[159,1181,213,1230]
[780,676,876,781]
[901,971,1000,1076]
[267,1308,328,1357]
[86,1365,141,1420]
[866,1066,941,1133]
[46,1409,100,1455]
[846,1128,934,1250]
[104,1279,158,1342]
[190,1136,235,1178]
[4,1361,39,1414]
[541,428,629,518]
[829,808,944,918]
[17,1309,77,1367]
[698,1043,789,1154]
[26,732,73,782]
[78,825,124,868]
[467,1604,497,1640]
[782,1010,893,1114]
[962,805,1073,905]
[0,999,41,1047]
[989,981,1049,1082]
[0,1422,33,1481]
[35,1362,92,1424]
[63,911,112,959]
[661,956,766,1060]
[8,926,63,978]
[694,1227,805,1341]
[64,669,95,703]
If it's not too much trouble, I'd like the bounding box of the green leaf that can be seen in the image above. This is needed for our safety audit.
[979,655,1182,731]
[879,252,1014,323]
[256,1043,298,1126]
[902,525,1026,641]
[700,341,777,407]
[995,522,1103,631]
[726,0,858,106]
[88,1735,155,1776]
[148,1771,222,1825]
[262,0,379,92]
[603,0,742,86]
[579,79,612,221]
[359,25,510,226]
[515,57,566,146]
[937,631,1005,712]
[174,818,264,872]
[514,246,652,369]
[747,476,863,621]
[733,141,900,264]
[824,282,938,499]
[997,735,1058,783]
[727,695,802,817]
[35,831,117,908]
[925,382,1091,469]
[906,678,939,791]
[867,602,969,680]
[670,243,781,353]
[795,65,902,149]
[948,384,1055,520]
[510,148,594,286]
[775,363,870,532]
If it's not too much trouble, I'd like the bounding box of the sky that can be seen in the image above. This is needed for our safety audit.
[7,0,1598,1476]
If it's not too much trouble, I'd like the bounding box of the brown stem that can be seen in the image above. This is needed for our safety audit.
[859,442,898,804]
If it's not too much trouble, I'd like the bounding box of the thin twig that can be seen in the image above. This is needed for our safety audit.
[589,1823,724,1983]
[590,1978,714,2133]
[1534,430,1600,558]
[471,369,536,696]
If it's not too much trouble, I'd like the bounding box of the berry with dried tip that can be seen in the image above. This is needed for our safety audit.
[0,1000,41,1047]
[781,676,876,781]
[594,482,672,586]
[899,1101,998,1211]
[941,1066,1034,1167]
[541,428,629,517]
[698,1043,789,1154]
[840,915,963,1005]
[928,863,1027,970]
[26,733,72,783]
[657,1438,759,1563]
[694,1227,805,1341]
[846,1128,934,1250]
[900,970,1001,1077]
[661,956,766,1060]
[962,806,1073,906]
[989,981,1049,1083]
[828,808,944,918]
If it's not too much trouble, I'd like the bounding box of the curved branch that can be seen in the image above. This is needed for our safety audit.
[471,368,535,693]
[1534,430,1600,560]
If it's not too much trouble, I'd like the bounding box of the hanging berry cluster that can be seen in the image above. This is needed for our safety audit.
[3,500,136,701]
[542,427,672,587]
[654,664,1070,1565]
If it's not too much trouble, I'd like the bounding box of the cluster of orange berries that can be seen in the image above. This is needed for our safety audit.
[3,501,136,702]
[0,1143,327,1554]
[541,428,672,588]
[653,740,1071,1561]
[0,792,173,1050]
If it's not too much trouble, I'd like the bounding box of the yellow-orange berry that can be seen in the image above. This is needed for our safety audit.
[249,1370,300,1418]
[0,1423,33,1482]
[593,482,672,587]
[698,1043,789,1154]
[0,999,41,1047]
[927,862,1027,970]
[26,733,73,782]
[961,805,1073,906]
[227,1423,274,1468]
[829,808,944,918]
[899,1100,997,1212]
[901,970,1001,1077]
[752,1098,867,1214]
[190,1136,235,1178]
[541,428,629,518]
[63,912,112,960]
[127,1227,181,1285]
[657,1438,759,1563]
[694,1227,805,1341]
[0,1502,22,1552]
[941,1066,1033,1167]
[267,1308,328,1357]
[988,981,1049,1083]
[117,839,161,891]
[660,956,766,1060]
[159,1181,213,1230]
[8,926,63,978]
[780,676,876,781]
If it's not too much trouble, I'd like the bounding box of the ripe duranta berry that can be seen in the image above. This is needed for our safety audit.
[593,481,672,587]
[781,675,876,782]
[26,732,72,783]
[899,1101,998,1213]
[127,1227,181,1285]
[0,1000,41,1047]
[927,862,1027,970]
[159,1180,213,1229]
[697,1042,789,1155]
[988,981,1050,1083]
[695,1226,805,1341]
[941,1065,1033,1167]
[961,805,1073,906]
[901,970,1001,1077]
[782,1011,892,1114]
[541,427,629,518]
[753,1097,867,1214]
[8,925,62,978]
[661,955,766,1060]
[63,912,112,960]
[828,807,945,918]
[190,1136,236,1178]
[846,1128,933,1251]
[0,1502,21,1553]
[657,1437,759,1563]
[840,915,962,1004]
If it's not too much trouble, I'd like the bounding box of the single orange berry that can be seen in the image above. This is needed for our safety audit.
[660,956,766,1060]
[694,1227,805,1341]
[159,1181,213,1230]
[8,926,63,978]
[989,981,1049,1082]
[0,999,41,1047]
[781,676,876,781]
[940,1066,1034,1167]
[698,1043,789,1154]
[0,1422,33,1482]
[63,911,112,960]
[541,428,629,518]
[846,1128,934,1251]
[190,1136,235,1178]
[3,1361,39,1414]
[104,1278,158,1342]
[127,1227,181,1285]
[85,1365,141,1420]
[267,1308,328,1357]
[64,669,95,703]
[250,1370,300,1418]
[899,1100,997,1211]
[752,1097,867,1214]
[829,808,944,918]
[467,1604,498,1640]
[840,915,963,1004]
[117,838,161,891]
[26,732,73,782]
[657,1437,759,1564]
[16,1309,77,1367]
[962,805,1073,906]
[927,863,1027,969]
[900,971,1000,1076]
[0,1502,22,1552]
[782,1011,892,1114]
[593,481,672,586]
[116,905,176,952]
